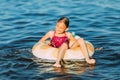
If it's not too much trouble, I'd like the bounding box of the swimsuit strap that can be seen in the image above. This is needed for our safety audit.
[64,32,67,36]
[54,31,56,36]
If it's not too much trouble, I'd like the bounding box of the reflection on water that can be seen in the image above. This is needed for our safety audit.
[33,59,95,80]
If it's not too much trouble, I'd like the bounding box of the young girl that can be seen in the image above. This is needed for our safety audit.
[39,17,95,67]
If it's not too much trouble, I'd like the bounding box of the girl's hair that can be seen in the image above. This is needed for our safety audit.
[57,17,69,28]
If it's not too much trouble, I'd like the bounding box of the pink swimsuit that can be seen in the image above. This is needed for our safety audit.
[50,32,69,48]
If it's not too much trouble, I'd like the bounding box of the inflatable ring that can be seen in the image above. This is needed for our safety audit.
[32,40,94,61]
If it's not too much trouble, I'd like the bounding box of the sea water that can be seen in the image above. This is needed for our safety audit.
[0,0,120,80]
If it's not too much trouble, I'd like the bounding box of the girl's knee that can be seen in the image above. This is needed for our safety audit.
[61,43,68,49]
[77,38,84,42]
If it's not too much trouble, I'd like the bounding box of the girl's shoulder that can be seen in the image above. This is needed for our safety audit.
[66,32,72,38]
[49,30,54,34]
[66,32,72,35]
[48,30,55,38]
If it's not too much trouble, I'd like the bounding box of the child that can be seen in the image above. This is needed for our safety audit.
[39,17,95,67]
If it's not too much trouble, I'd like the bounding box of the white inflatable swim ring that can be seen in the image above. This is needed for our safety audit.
[32,38,94,61]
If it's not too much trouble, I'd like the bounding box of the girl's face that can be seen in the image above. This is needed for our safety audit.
[55,22,67,34]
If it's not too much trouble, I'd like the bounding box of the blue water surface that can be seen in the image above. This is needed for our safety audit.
[0,0,120,80]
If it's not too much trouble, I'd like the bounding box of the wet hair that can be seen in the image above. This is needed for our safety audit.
[57,17,69,28]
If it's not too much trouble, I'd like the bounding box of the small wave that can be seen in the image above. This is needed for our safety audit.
[22,13,49,17]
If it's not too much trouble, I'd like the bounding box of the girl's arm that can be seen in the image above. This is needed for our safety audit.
[32,31,52,51]
[38,31,52,43]
[67,32,79,48]
[68,32,76,41]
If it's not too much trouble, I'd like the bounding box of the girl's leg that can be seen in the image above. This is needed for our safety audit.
[70,38,95,64]
[53,43,68,67]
